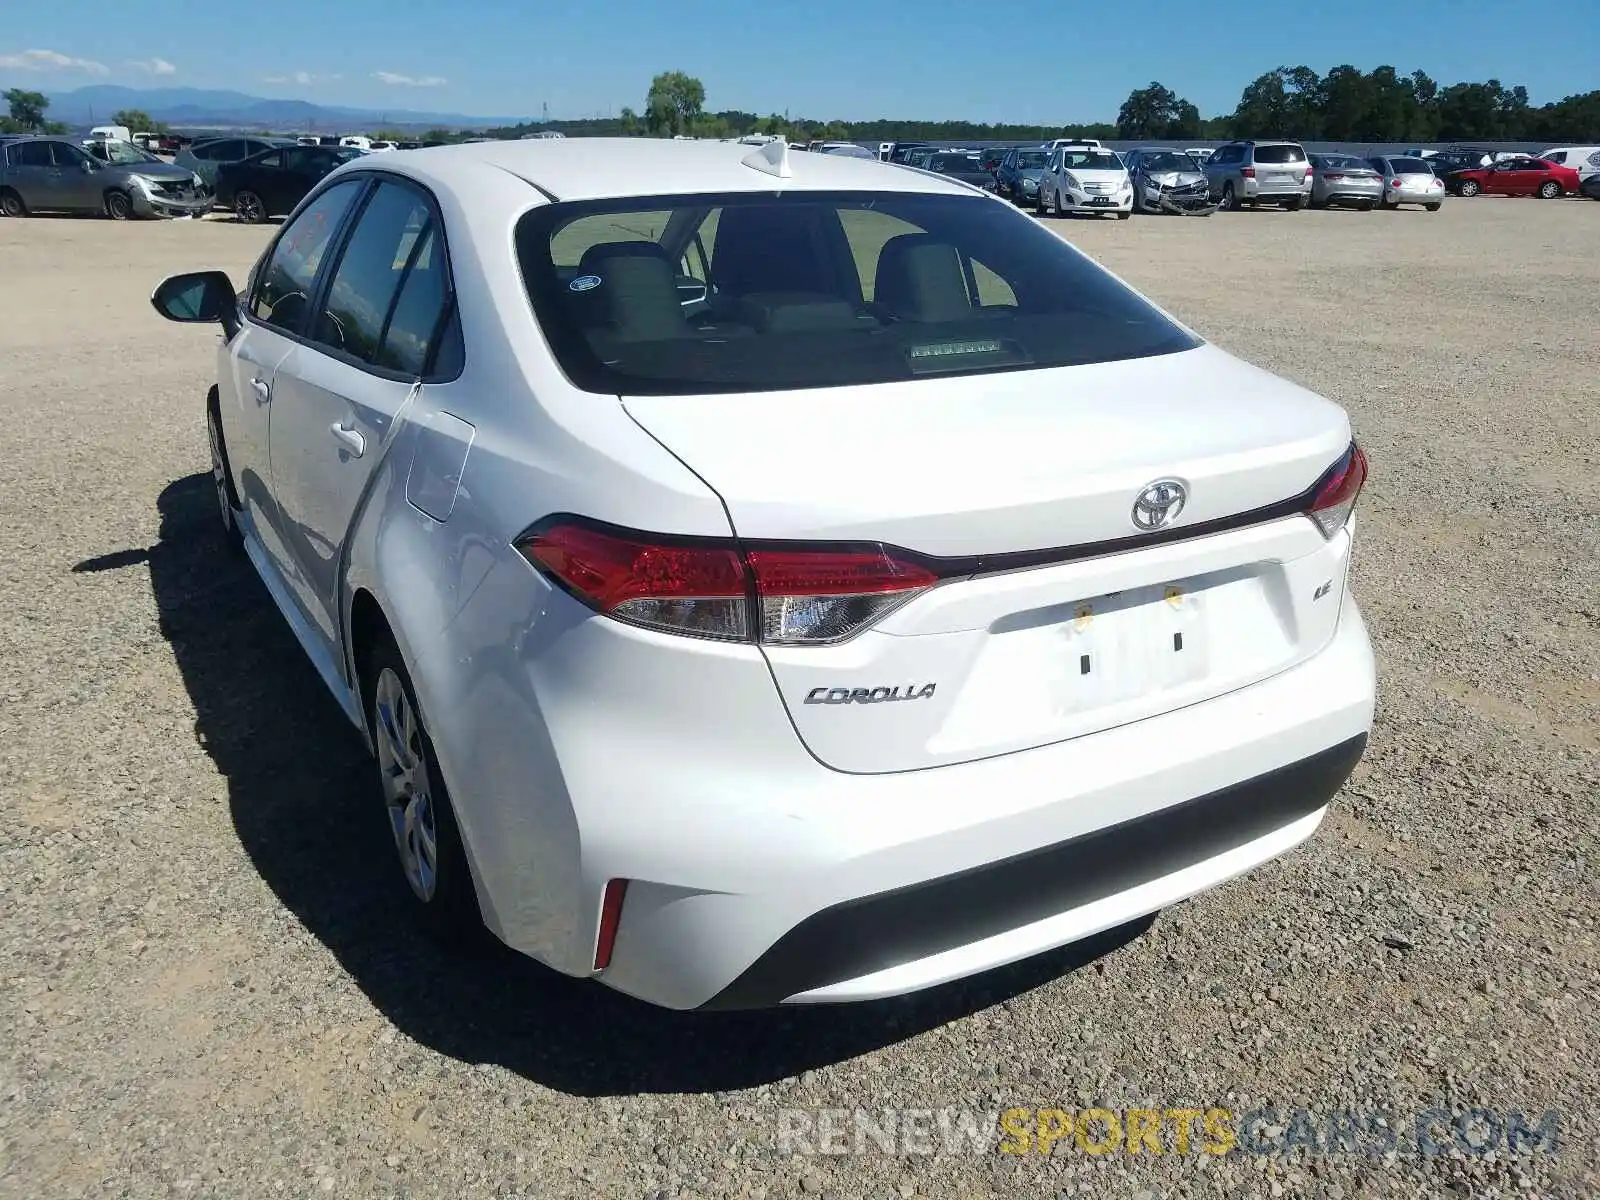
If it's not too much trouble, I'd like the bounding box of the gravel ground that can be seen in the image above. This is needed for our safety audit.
[1,197,1596,1200]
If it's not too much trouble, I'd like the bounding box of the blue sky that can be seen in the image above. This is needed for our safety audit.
[3,0,1596,122]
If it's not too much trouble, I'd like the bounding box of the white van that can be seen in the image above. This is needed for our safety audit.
[338,135,372,151]
[88,124,132,144]
[1538,147,1600,180]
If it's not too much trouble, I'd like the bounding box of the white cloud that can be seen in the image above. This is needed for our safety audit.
[0,48,110,75]
[128,57,178,76]
[373,70,446,88]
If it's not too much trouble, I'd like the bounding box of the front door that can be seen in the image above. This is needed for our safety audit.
[232,177,369,594]
[266,179,453,660]
[47,141,103,210]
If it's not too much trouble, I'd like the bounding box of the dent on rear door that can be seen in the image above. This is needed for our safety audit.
[266,344,413,658]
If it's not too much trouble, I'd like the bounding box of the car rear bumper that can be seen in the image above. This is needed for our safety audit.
[1316,186,1382,205]
[447,580,1374,1010]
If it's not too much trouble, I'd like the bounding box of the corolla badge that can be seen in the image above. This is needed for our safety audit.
[1131,479,1188,530]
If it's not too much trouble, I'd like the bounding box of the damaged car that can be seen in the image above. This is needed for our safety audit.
[1125,147,1215,215]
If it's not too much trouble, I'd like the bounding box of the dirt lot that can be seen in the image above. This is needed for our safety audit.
[1,197,1596,1199]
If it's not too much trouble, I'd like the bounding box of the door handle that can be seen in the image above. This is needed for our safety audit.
[249,376,271,403]
[329,421,365,458]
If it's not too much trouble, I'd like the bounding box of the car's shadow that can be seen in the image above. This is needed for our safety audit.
[72,471,1155,1097]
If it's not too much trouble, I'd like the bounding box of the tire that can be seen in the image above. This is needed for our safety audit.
[0,188,25,218]
[206,389,245,556]
[1051,190,1062,217]
[1283,197,1304,211]
[234,190,267,223]
[1459,179,1480,197]
[361,632,480,938]
[1033,189,1045,216]
[1426,203,1441,212]
[104,190,134,220]
[1115,209,1130,220]
[1220,182,1236,211]
[1359,201,1375,211]
[1538,181,1561,199]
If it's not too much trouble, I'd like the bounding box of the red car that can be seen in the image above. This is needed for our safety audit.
[1449,156,1580,198]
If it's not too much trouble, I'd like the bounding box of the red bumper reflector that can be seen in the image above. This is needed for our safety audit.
[594,878,628,970]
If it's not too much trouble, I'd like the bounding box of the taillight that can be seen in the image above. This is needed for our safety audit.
[516,519,938,645]
[1240,166,1255,178]
[747,548,937,643]
[1306,443,1369,538]
[518,521,751,640]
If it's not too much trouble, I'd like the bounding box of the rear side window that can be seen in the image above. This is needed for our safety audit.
[250,179,365,332]
[1543,151,1567,163]
[312,182,433,363]
[12,141,52,168]
[308,180,455,376]
[516,190,1199,397]
[1253,145,1306,164]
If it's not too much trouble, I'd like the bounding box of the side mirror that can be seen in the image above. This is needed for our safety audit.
[151,270,241,339]
[82,158,99,173]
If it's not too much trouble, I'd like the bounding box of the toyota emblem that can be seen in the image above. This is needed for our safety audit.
[1131,479,1188,530]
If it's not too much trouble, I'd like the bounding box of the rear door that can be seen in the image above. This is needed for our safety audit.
[266,178,455,656]
[5,140,59,209]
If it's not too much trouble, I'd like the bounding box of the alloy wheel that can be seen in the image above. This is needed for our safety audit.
[236,192,266,224]
[206,406,235,537]
[106,191,132,220]
[374,668,439,903]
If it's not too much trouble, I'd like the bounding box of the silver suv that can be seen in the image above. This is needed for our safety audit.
[1204,140,1312,211]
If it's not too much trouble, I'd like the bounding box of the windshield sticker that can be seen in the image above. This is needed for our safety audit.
[569,274,603,293]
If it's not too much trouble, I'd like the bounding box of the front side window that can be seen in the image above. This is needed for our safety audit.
[516,191,1199,397]
[249,179,365,332]
[50,142,94,169]
[312,181,441,366]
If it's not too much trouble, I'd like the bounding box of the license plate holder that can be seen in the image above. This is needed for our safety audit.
[1057,583,1209,711]
[1087,197,1114,206]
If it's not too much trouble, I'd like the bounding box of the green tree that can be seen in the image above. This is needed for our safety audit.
[618,106,641,135]
[111,108,166,133]
[645,70,706,137]
[1116,82,1199,140]
[4,88,49,131]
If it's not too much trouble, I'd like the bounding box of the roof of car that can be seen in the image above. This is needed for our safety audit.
[374,137,974,202]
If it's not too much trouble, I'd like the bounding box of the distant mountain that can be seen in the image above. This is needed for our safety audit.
[37,85,529,131]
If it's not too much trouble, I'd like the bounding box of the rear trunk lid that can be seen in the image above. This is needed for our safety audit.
[623,344,1357,773]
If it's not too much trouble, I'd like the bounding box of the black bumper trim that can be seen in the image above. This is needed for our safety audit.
[700,734,1366,1010]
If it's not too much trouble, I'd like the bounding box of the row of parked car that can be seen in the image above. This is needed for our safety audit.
[4,130,1597,225]
[908,139,1600,217]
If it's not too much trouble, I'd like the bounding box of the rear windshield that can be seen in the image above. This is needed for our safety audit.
[516,191,1199,396]
[1253,145,1306,164]
[1014,151,1048,168]
[1390,158,1432,174]
[931,153,981,171]
[1315,154,1366,170]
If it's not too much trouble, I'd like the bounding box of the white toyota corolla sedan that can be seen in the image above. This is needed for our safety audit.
[152,137,1375,1010]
